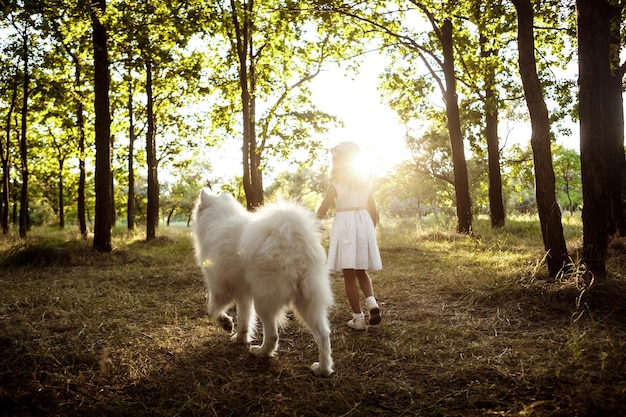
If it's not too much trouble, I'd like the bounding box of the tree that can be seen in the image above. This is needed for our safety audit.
[38,10,92,230]
[45,4,92,237]
[91,0,112,252]
[403,124,457,218]
[144,54,158,240]
[512,0,568,277]
[470,2,513,228]
[208,1,349,209]
[111,2,142,232]
[438,16,472,233]
[502,144,535,213]
[125,59,137,231]
[552,145,581,213]
[345,2,473,233]
[160,156,213,225]
[0,66,18,235]
[606,3,626,237]
[112,0,209,240]
[577,0,624,277]
[229,0,261,208]
[482,34,505,228]
[13,9,32,238]
[44,124,72,228]
[264,167,327,209]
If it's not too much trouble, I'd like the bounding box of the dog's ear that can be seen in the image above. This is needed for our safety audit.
[200,188,214,207]
[218,191,234,200]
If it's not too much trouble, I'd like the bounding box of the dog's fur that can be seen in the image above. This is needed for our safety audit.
[191,189,334,376]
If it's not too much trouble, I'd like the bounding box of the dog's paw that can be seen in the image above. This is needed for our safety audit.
[249,345,265,356]
[249,345,275,357]
[310,362,334,377]
[218,315,234,333]
[232,332,251,344]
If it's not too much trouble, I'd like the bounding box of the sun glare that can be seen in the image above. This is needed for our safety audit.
[310,58,410,181]
[350,151,382,178]
[320,141,406,182]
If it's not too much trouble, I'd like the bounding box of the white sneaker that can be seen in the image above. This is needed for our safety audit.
[366,297,381,325]
[348,316,366,330]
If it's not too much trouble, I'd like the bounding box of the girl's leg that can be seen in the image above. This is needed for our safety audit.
[355,270,374,298]
[356,270,381,325]
[342,269,362,314]
[343,269,366,329]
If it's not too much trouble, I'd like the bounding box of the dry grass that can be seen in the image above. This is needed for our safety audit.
[1,216,626,416]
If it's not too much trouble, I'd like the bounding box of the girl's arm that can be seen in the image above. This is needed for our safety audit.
[316,184,336,219]
[367,192,379,227]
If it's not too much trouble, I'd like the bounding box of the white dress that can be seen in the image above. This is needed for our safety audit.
[327,182,382,272]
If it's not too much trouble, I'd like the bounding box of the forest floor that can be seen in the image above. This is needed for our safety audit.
[1,215,626,416]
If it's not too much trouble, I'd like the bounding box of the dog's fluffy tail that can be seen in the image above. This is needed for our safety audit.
[238,202,333,305]
[239,203,324,266]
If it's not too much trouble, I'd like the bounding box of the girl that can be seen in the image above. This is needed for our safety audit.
[316,141,382,330]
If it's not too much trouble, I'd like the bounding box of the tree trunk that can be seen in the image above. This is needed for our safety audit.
[441,19,472,234]
[76,63,88,238]
[91,0,113,252]
[110,134,116,225]
[564,177,574,213]
[606,2,626,236]
[58,159,65,229]
[19,30,29,239]
[1,80,17,235]
[127,66,135,231]
[485,97,505,228]
[577,0,616,276]
[61,30,89,238]
[231,0,264,210]
[481,34,505,228]
[513,0,568,277]
[146,59,159,241]
[12,185,17,226]
[166,205,177,226]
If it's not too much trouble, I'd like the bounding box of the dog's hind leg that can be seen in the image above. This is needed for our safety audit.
[232,299,254,344]
[309,322,333,376]
[249,307,279,357]
[296,301,334,376]
[207,292,234,333]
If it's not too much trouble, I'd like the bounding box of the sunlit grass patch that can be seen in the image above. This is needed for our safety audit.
[1,216,625,416]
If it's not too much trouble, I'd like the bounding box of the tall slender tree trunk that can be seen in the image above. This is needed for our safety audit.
[1,81,17,235]
[146,60,159,241]
[606,3,626,236]
[58,159,65,229]
[127,69,135,231]
[485,94,505,228]
[441,19,472,234]
[247,62,263,209]
[61,32,88,238]
[481,34,505,228]
[513,0,568,277]
[577,0,619,276]
[231,0,263,210]
[77,69,87,238]
[110,134,116,225]
[19,30,29,239]
[91,0,113,252]
[11,181,17,226]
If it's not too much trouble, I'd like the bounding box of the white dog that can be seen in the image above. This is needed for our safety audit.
[191,189,334,376]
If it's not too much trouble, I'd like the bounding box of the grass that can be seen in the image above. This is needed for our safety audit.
[1,215,625,416]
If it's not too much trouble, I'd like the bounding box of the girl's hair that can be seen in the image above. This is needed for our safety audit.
[330,142,368,189]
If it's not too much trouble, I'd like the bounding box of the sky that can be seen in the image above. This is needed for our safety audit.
[309,57,410,178]
[308,55,580,178]
[209,53,410,181]
[209,52,580,182]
